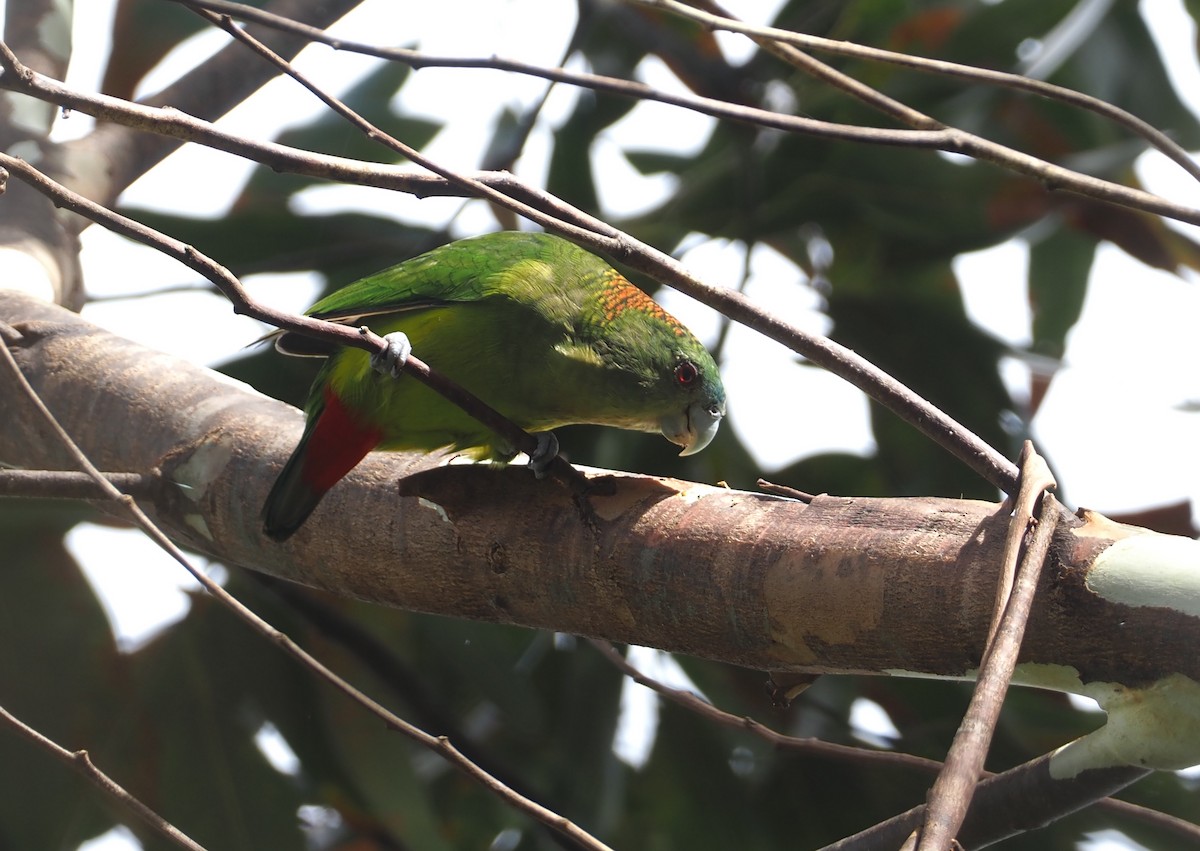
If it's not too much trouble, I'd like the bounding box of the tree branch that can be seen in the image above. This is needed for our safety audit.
[4,290,1197,693]
[588,639,944,774]
[160,0,1200,217]
[591,638,1200,846]
[0,469,160,499]
[824,754,1148,851]
[659,0,1200,184]
[7,289,1199,844]
[915,445,1059,850]
[0,702,208,851]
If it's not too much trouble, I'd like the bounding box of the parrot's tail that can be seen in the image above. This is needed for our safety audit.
[262,389,383,541]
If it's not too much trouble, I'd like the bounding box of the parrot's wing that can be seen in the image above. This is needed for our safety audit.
[271,297,451,357]
[267,231,586,357]
[272,246,503,357]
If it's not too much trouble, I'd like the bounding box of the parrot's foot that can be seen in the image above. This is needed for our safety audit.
[369,331,412,379]
[528,432,559,479]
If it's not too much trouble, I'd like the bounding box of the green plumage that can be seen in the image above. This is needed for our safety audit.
[262,231,725,540]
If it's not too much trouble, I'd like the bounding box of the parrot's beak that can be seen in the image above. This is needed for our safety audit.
[661,399,725,457]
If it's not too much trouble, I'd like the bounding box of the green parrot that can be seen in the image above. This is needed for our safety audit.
[261,231,726,541]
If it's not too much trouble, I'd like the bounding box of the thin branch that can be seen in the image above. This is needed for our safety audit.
[0,703,208,851]
[0,469,160,499]
[159,0,1200,218]
[166,0,940,145]
[86,283,221,302]
[914,443,1059,851]
[588,638,945,774]
[1093,798,1200,847]
[2,32,1196,229]
[825,756,1148,851]
[0,325,613,851]
[656,0,1200,184]
[694,0,940,131]
[183,12,621,244]
[256,577,588,851]
[756,478,815,502]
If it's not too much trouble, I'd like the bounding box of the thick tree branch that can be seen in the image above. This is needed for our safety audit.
[0,7,83,309]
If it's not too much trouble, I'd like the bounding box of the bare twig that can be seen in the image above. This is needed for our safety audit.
[160,0,1200,216]
[0,322,613,851]
[756,478,815,502]
[0,703,208,851]
[588,639,945,774]
[825,756,1148,851]
[654,0,1200,184]
[914,443,1058,851]
[987,445,1057,647]
[0,468,160,499]
[173,0,1200,188]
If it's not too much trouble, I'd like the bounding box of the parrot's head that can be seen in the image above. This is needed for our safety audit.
[655,345,726,456]
[574,263,725,455]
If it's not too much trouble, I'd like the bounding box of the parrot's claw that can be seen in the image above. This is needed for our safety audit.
[369,331,412,379]
[528,432,559,479]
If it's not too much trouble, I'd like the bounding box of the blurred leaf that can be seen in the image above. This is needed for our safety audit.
[1062,193,1200,273]
[623,149,694,176]
[102,0,217,99]
[828,262,1016,498]
[1028,220,1095,361]
[0,505,122,849]
[108,593,310,850]
[117,207,444,286]
[240,60,441,208]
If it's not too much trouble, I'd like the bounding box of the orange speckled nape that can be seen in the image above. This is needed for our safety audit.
[596,271,686,336]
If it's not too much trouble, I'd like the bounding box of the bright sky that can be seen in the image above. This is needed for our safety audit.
[8,1,1200,848]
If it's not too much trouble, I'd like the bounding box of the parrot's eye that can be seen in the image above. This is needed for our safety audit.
[675,361,699,386]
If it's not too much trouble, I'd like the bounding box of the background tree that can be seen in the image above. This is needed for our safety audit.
[1,1,1198,849]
